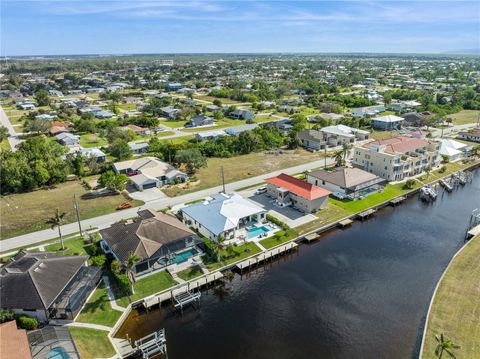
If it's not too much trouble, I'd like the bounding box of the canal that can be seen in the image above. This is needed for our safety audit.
[116,169,480,359]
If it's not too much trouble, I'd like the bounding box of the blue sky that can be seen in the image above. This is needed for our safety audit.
[1,1,479,56]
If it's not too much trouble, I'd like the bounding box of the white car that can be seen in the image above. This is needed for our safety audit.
[255,187,267,195]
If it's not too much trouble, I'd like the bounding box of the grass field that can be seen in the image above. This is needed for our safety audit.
[0,181,143,240]
[194,95,241,104]
[76,284,123,327]
[69,327,116,359]
[163,149,326,196]
[448,110,480,125]
[157,130,175,137]
[116,271,178,307]
[259,229,298,249]
[44,236,96,256]
[370,130,401,140]
[79,133,109,148]
[203,242,262,271]
[421,235,480,359]
[118,103,137,111]
[177,265,204,281]
[159,119,187,128]
[0,139,10,151]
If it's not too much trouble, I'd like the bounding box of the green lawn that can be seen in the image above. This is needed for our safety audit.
[421,235,480,359]
[177,265,204,281]
[69,327,116,359]
[118,103,137,111]
[0,139,10,152]
[193,95,241,104]
[158,134,193,145]
[116,271,178,307]
[448,110,480,125]
[259,229,298,249]
[76,284,123,327]
[329,181,422,214]
[157,131,175,137]
[0,181,144,240]
[370,130,401,140]
[158,119,187,128]
[203,242,262,271]
[79,133,109,148]
[44,236,97,256]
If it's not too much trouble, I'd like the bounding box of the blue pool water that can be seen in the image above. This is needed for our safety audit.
[174,248,198,264]
[247,226,269,238]
[48,347,70,359]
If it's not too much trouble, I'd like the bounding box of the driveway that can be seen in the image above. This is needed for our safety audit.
[128,187,168,202]
[247,193,317,228]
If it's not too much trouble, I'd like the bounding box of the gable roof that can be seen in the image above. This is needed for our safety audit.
[99,209,195,262]
[309,167,381,189]
[265,173,331,200]
[0,252,87,311]
[372,115,405,123]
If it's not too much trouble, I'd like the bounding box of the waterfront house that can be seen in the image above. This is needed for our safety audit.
[99,209,201,277]
[229,109,254,120]
[112,156,187,190]
[265,173,331,213]
[352,135,440,181]
[307,167,386,199]
[439,139,471,162]
[0,251,101,322]
[181,193,267,241]
[457,128,480,143]
[185,114,214,128]
[298,125,369,151]
[372,115,405,130]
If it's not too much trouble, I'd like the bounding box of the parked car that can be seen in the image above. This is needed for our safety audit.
[255,187,267,195]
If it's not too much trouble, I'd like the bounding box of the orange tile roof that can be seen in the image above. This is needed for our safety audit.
[265,173,331,200]
[0,321,31,359]
[363,135,429,154]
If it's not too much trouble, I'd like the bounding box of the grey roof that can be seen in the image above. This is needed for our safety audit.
[309,167,382,190]
[0,252,87,310]
[297,129,324,142]
[99,209,196,263]
[225,123,258,135]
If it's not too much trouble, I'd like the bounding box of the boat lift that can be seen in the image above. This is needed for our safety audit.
[173,290,201,313]
[134,329,168,359]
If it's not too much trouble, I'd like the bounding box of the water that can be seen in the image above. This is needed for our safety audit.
[173,248,198,264]
[117,169,480,359]
[247,225,270,238]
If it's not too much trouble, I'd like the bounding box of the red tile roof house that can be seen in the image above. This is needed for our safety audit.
[265,173,331,213]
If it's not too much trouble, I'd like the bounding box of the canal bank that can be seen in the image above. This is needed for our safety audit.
[111,167,480,359]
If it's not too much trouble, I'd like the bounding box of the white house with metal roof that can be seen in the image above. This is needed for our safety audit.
[180,193,267,241]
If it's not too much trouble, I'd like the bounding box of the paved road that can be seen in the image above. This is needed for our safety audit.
[0,105,22,150]
[430,123,478,138]
[0,156,335,252]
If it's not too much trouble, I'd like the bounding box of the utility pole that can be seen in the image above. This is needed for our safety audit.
[324,146,327,169]
[73,194,83,236]
[220,166,226,193]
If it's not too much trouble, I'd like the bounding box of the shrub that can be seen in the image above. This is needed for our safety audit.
[402,179,417,190]
[115,273,132,296]
[0,309,14,323]
[16,315,38,330]
[89,255,107,268]
[439,166,447,174]
[266,214,289,230]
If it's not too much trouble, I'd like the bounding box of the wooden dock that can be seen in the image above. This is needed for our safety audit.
[390,196,406,206]
[356,208,377,220]
[236,242,298,272]
[304,233,320,242]
[338,219,353,228]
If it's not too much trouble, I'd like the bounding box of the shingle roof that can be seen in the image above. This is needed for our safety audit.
[0,252,87,311]
[362,136,430,154]
[265,173,331,200]
[0,321,31,359]
[99,209,195,262]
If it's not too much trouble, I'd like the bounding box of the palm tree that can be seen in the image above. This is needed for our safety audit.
[124,253,140,296]
[341,143,353,163]
[332,149,344,167]
[46,209,67,250]
[435,333,460,358]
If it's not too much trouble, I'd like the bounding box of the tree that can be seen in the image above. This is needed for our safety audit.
[25,119,51,134]
[435,333,460,359]
[124,253,140,295]
[341,143,353,163]
[175,148,207,174]
[0,126,8,142]
[99,170,128,192]
[333,149,345,167]
[34,90,50,106]
[213,98,222,107]
[403,179,416,190]
[287,131,301,149]
[110,259,122,275]
[46,209,67,250]
[109,139,132,160]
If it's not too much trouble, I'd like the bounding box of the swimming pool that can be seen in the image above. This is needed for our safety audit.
[48,347,70,359]
[174,248,198,264]
[247,226,269,238]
